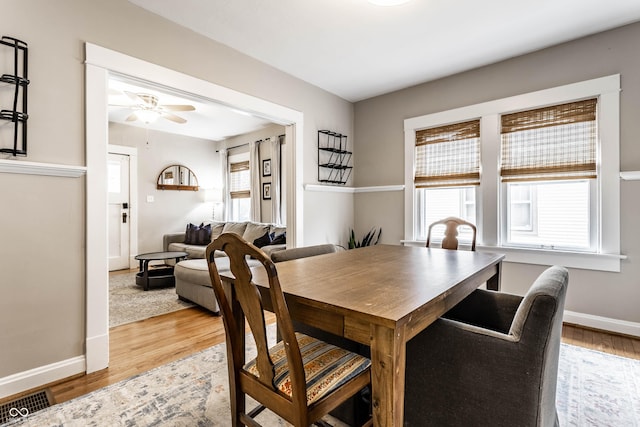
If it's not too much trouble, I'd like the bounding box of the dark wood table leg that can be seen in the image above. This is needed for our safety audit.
[486,262,502,291]
[142,260,150,291]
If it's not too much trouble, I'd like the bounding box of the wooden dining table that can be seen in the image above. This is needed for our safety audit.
[221,244,504,427]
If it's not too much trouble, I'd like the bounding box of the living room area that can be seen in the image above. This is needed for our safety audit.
[106,75,289,327]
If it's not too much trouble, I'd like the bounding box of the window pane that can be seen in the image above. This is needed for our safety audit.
[506,180,590,250]
[416,187,476,240]
[230,169,250,193]
[231,198,251,222]
[107,161,121,194]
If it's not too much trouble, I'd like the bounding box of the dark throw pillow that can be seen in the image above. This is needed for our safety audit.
[253,231,272,248]
[184,223,212,245]
[269,231,286,245]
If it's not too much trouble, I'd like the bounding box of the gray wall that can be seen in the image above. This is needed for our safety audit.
[0,0,353,381]
[108,123,221,254]
[353,22,640,324]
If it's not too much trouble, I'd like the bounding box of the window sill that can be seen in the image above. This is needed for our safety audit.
[400,240,625,272]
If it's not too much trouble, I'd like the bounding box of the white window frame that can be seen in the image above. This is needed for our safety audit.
[404,75,622,272]
[228,152,251,222]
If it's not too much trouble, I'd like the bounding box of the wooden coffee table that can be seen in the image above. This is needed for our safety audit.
[134,251,188,291]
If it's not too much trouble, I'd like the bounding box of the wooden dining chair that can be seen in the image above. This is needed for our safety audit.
[426,216,477,251]
[206,233,372,427]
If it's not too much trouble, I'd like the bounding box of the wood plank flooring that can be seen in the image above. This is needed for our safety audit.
[3,306,640,408]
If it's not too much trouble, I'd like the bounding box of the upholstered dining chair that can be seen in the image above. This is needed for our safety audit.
[205,233,372,427]
[270,243,342,263]
[425,216,477,251]
[403,265,568,427]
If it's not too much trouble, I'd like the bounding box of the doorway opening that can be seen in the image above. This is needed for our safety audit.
[85,43,304,373]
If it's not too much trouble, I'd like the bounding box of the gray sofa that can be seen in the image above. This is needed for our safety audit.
[173,242,341,314]
[163,221,287,313]
[163,220,287,260]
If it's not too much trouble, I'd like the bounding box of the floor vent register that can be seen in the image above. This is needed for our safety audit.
[0,389,52,424]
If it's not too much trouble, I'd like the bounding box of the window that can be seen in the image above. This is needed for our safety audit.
[413,120,479,239]
[500,99,597,251]
[404,75,621,272]
[229,160,250,222]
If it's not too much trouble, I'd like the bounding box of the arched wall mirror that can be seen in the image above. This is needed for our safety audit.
[157,164,199,191]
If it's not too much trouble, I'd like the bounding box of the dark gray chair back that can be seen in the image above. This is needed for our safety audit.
[404,266,568,427]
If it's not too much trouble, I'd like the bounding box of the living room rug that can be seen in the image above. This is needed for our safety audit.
[3,330,639,426]
[109,270,194,328]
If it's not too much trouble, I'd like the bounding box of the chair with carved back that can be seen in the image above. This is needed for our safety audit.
[426,216,477,251]
[205,233,372,427]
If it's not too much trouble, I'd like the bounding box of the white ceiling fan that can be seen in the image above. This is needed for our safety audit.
[110,91,196,124]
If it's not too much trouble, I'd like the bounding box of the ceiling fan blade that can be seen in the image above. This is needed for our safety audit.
[124,91,143,103]
[161,112,187,124]
[126,113,139,122]
[161,104,196,112]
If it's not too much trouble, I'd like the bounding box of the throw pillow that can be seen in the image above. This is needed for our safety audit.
[253,231,272,248]
[270,231,286,245]
[243,222,271,243]
[184,223,212,245]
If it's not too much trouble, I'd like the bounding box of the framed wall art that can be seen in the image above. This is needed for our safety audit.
[262,182,272,200]
[262,159,271,177]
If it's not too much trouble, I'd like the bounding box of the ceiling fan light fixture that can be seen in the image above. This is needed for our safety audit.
[368,0,411,6]
[136,109,161,123]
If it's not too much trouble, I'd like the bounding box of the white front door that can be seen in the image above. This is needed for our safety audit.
[108,152,131,271]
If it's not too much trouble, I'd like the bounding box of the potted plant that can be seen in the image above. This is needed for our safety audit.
[348,227,382,249]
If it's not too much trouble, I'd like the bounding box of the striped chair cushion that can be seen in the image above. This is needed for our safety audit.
[244,333,371,405]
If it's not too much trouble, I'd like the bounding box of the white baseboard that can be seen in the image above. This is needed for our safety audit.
[0,356,85,399]
[564,310,640,337]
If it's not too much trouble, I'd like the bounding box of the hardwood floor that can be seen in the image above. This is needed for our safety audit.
[562,323,640,359]
[3,307,639,407]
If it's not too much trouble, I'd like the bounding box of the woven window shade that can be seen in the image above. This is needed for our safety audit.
[414,120,480,188]
[500,98,597,182]
[230,161,250,199]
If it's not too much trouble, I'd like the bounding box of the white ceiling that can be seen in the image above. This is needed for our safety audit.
[129,0,640,102]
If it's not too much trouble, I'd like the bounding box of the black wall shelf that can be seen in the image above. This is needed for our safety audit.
[318,130,352,185]
[0,36,28,157]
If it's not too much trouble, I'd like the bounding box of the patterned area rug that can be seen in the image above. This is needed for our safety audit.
[4,332,639,426]
[557,344,640,426]
[109,270,194,327]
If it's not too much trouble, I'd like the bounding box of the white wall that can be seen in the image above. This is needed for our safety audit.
[109,123,221,253]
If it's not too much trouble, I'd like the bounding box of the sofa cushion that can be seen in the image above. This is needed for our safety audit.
[222,221,248,237]
[261,244,287,258]
[185,223,212,245]
[210,221,225,241]
[175,257,262,288]
[168,242,207,259]
[244,222,271,245]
